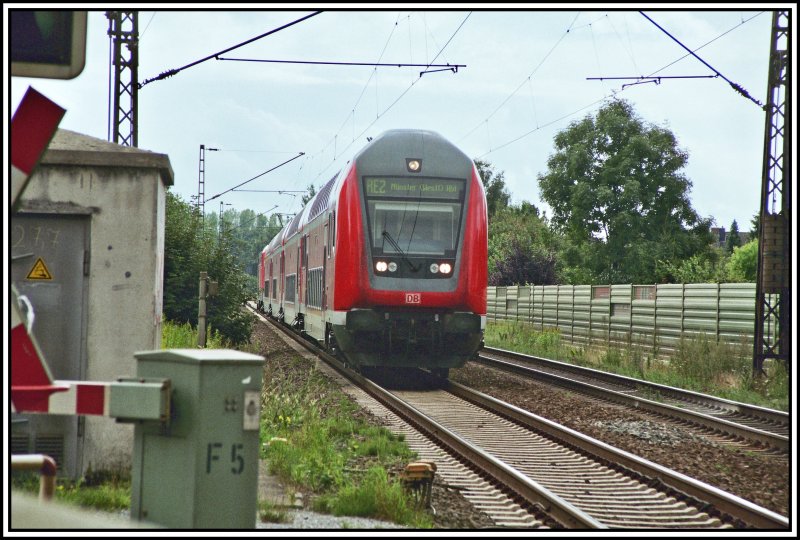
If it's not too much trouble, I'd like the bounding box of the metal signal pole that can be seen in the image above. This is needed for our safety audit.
[753,10,791,376]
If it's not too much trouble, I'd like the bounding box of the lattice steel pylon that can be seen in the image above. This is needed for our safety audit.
[107,11,139,147]
[754,10,791,376]
[198,144,207,220]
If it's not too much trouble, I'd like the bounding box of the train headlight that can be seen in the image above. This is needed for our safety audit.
[406,158,421,173]
[439,262,452,274]
[388,261,398,272]
[376,261,388,272]
[429,263,439,274]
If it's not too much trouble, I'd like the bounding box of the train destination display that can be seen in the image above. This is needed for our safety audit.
[364,177,464,199]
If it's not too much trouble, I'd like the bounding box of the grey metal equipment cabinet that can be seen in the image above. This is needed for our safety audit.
[130,349,264,529]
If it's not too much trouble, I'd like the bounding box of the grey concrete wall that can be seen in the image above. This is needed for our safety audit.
[16,129,173,476]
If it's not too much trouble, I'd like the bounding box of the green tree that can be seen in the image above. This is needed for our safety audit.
[727,240,759,282]
[488,202,559,285]
[163,191,254,345]
[725,219,742,253]
[655,248,728,283]
[537,99,713,284]
[750,212,761,241]
[474,159,511,222]
[301,183,317,205]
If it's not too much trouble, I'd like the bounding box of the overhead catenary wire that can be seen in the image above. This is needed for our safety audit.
[225,205,279,233]
[587,12,765,89]
[307,12,472,185]
[217,57,464,72]
[301,12,405,187]
[477,11,766,159]
[643,11,765,79]
[205,152,306,203]
[588,75,719,82]
[138,11,322,88]
[140,11,156,37]
[477,97,608,159]
[231,190,305,193]
[639,11,764,108]
[459,12,581,145]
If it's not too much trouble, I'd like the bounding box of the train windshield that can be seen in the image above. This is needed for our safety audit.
[363,177,465,256]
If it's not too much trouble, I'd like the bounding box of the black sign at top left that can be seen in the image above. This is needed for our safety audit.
[11,10,87,80]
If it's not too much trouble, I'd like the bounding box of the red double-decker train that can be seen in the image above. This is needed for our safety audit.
[257,129,487,377]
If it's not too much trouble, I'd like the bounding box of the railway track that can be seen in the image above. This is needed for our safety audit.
[250,307,788,530]
[477,347,789,453]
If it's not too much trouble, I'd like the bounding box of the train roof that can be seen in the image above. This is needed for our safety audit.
[352,129,471,173]
[307,172,338,223]
[270,171,341,249]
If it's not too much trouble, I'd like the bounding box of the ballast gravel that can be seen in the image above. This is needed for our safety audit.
[256,510,407,530]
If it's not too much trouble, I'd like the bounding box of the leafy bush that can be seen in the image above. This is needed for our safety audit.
[726,240,758,282]
[163,191,253,345]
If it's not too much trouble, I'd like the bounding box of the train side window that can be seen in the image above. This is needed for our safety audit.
[285,275,297,303]
[331,211,336,249]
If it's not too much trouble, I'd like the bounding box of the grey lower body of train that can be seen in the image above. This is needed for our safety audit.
[330,308,483,371]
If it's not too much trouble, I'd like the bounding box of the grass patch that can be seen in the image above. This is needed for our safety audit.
[261,355,431,527]
[313,467,432,528]
[485,321,788,411]
[161,320,228,349]
[258,500,290,524]
[12,471,130,512]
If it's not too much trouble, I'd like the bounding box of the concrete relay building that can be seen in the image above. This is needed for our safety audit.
[11,128,174,479]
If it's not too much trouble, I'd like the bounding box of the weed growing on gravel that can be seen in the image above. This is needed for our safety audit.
[260,353,432,526]
[258,500,290,523]
[313,467,433,528]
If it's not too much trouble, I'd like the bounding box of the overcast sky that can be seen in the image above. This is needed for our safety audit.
[7,5,793,233]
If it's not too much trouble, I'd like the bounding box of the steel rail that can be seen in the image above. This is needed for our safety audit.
[445,380,789,529]
[252,308,603,529]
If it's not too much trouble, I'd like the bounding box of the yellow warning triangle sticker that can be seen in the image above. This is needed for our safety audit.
[26,257,53,280]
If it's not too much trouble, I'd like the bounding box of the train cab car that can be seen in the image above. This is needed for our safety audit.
[259,129,487,375]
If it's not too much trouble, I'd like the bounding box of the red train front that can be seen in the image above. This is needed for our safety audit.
[258,129,487,376]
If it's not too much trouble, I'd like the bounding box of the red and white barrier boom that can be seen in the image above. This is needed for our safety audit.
[11,87,65,211]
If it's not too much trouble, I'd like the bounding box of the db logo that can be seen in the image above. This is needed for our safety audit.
[405,293,421,304]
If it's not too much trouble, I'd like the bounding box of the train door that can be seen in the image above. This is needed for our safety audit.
[303,234,309,309]
[298,235,306,311]
[268,260,273,308]
[259,252,266,308]
[280,251,285,319]
[322,223,328,310]
[296,239,302,310]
